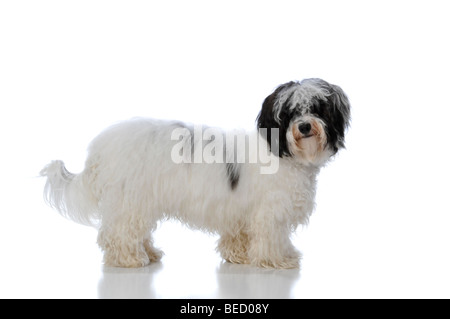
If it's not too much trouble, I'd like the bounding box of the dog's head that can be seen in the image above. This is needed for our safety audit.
[256,78,351,166]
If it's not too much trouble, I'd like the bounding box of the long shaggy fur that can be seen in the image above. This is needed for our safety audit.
[41,78,351,269]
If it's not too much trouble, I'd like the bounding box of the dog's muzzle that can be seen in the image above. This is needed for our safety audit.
[298,123,312,138]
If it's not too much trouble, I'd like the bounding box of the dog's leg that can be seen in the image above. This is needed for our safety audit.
[98,230,163,267]
[97,226,151,268]
[248,210,301,269]
[96,203,160,268]
[217,231,250,264]
[143,235,164,263]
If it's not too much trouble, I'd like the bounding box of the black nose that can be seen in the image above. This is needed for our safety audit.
[298,123,311,135]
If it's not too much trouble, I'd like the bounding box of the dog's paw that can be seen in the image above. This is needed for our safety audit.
[103,251,151,268]
[223,253,250,265]
[145,245,164,262]
[252,257,300,269]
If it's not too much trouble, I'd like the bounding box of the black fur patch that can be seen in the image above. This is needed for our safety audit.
[308,83,351,154]
[256,82,298,157]
[225,162,240,190]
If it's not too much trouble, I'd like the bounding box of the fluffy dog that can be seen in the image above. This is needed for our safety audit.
[41,78,350,269]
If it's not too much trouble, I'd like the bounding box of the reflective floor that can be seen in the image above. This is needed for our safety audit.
[1,176,449,299]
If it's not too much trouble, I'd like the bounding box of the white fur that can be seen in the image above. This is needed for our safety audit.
[273,79,331,122]
[41,118,322,269]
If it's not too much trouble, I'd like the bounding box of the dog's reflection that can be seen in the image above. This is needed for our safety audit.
[98,261,300,299]
[97,262,162,299]
[214,262,300,299]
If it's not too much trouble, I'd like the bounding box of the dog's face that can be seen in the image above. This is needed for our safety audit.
[257,78,351,166]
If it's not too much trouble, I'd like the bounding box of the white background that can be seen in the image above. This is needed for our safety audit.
[1,0,449,299]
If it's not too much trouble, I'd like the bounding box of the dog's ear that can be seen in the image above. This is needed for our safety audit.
[256,84,294,157]
[257,91,278,129]
[326,84,351,151]
[256,90,280,157]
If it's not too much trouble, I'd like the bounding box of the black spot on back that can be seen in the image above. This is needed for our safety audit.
[226,162,240,190]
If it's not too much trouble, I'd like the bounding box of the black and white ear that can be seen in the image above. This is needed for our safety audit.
[256,83,294,158]
[256,90,281,157]
[330,84,351,128]
[326,84,351,151]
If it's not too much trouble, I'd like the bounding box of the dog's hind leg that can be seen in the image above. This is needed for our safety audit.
[96,196,162,267]
[97,223,150,268]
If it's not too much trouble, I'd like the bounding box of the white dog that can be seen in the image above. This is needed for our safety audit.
[41,78,350,269]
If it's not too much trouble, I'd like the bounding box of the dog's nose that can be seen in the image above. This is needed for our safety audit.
[298,123,312,135]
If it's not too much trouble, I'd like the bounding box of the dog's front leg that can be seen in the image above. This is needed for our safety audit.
[217,230,251,265]
[248,206,301,269]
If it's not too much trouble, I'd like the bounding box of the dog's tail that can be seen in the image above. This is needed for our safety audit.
[40,160,99,227]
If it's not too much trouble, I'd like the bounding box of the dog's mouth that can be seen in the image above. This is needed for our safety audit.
[302,134,314,139]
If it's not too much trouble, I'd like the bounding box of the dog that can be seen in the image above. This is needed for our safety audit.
[40,78,351,269]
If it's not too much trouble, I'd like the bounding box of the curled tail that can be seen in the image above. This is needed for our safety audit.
[40,160,99,227]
